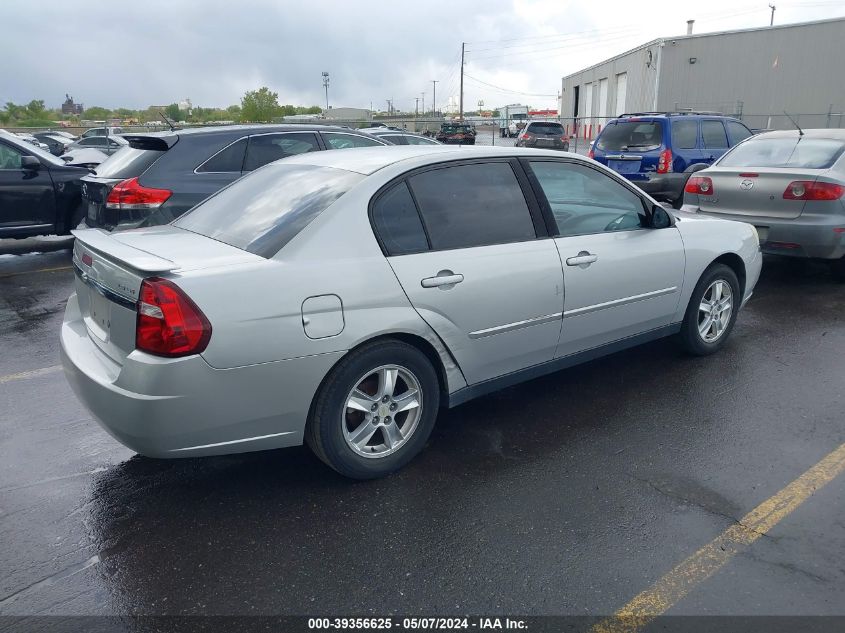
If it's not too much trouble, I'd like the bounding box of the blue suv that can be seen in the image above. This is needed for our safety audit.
[589,112,754,208]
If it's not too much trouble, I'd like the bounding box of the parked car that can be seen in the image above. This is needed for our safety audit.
[61,145,761,479]
[590,112,754,208]
[81,126,124,138]
[15,133,51,152]
[59,148,110,169]
[683,129,845,280]
[507,119,527,138]
[435,123,476,145]
[515,120,569,151]
[79,124,389,231]
[33,132,74,156]
[365,128,441,145]
[47,130,79,141]
[0,130,88,238]
[66,134,129,156]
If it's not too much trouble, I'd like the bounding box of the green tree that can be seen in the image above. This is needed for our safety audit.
[85,106,112,120]
[241,87,280,122]
[164,103,182,122]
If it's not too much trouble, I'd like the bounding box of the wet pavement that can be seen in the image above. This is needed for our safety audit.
[0,238,844,628]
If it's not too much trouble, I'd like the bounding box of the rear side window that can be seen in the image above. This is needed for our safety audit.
[95,147,164,178]
[527,122,563,135]
[406,135,439,146]
[243,133,320,171]
[719,137,845,169]
[197,138,247,173]
[174,164,363,258]
[371,182,429,255]
[596,121,663,151]
[701,121,728,148]
[726,121,753,145]
[671,120,698,149]
[408,162,535,250]
[381,134,408,145]
[80,137,107,147]
[322,133,383,149]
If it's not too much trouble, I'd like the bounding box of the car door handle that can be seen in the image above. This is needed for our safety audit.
[421,271,464,288]
[566,252,598,267]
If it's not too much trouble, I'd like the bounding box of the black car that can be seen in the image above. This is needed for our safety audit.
[32,132,74,156]
[365,128,441,146]
[435,123,476,145]
[0,131,88,239]
[81,124,389,231]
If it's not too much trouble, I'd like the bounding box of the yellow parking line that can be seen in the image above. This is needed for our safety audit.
[0,265,72,279]
[0,365,63,384]
[593,442,845,633]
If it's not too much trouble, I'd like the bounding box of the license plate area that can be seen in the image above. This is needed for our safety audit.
[87,287,112,341]
[609,160,642,174]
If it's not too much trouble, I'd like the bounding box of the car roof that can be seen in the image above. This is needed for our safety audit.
[144,123,372,138]
[752,129,845,141]
[275,145,586,175]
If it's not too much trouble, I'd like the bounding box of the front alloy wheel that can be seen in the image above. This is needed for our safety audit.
[679,263,741,356]
[697,280,733,343]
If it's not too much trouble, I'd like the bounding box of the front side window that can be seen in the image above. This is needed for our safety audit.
[243,133,320,171]
[408,162,535,250]
[371,182,429,255]
[174,164,363,258]
[322,133,383,149]
[671,120,698,149]
[701,120,728,149]
[528,161,645,237]
[0,142,23,169]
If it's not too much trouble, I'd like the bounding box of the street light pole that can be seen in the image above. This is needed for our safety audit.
[459,42,465,121]
[431,80,438,117]
[322,71,330,112]
[769,3,776,26]
[421,91,425,116]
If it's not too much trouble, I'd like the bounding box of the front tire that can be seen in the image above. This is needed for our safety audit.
[679,263,741,356]
[306,340,440,479]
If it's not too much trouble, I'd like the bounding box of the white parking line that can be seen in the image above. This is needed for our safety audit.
[0,365,63,384]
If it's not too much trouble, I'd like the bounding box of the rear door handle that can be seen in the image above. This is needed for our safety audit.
[566,252,598,267]
[421,271,464,288]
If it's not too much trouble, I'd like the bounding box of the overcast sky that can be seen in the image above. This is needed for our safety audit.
[3,0,843,112]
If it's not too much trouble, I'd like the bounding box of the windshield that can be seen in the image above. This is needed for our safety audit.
[596,120,663,151]
[719,137,845,169]
[174,164,363,257]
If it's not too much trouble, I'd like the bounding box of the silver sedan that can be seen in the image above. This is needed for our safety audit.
[682,129,845,280]
[61,146,761,478]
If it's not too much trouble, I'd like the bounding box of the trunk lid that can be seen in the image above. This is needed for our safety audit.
[696,167,816,220]
[71,226,260,364]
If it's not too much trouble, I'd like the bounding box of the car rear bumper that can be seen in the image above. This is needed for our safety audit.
[625,173,687,203]
[60,292,344,458]
[685,208,845,260]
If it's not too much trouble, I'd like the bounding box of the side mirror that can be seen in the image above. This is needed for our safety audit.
[21,156,41,171]
[650,204,673,229]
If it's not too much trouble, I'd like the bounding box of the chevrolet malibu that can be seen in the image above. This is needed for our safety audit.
[61,146,761,479]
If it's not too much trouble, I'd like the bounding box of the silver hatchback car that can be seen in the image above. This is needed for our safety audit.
[61,146,761,478]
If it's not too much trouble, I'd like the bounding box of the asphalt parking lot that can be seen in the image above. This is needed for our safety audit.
[1,239,843,630]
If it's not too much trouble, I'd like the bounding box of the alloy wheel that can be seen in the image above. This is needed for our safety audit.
[698,279,733,343]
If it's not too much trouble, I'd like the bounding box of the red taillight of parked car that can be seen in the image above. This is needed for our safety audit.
[685,176,715,195]
[106,177,172,210]
[588,148,595,159]
[657,149,673,174]
[782,181,845,201]
[136,278,211,358]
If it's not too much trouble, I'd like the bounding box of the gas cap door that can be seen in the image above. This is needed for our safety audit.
[302,294,344,339]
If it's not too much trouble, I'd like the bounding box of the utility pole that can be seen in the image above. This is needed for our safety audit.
[421,92,425,116]
[415,97,419,117]
[459,42,465,121]
[769,3,776,26]
[431,80,438,117]
[322,71,330,112]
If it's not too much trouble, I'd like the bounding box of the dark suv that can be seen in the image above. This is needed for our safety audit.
[436,123,476,145]
[81,124,387,231]
[589,112,753,208]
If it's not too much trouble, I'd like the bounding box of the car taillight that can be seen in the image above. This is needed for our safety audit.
[685,176,715,195]
[657,149,673,174]
[588,148,595,159]
[106,177,172,210]
[782,181,845,201]
[136,278,211,358]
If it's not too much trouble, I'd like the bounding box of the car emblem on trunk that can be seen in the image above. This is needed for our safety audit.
[740,179,754,190]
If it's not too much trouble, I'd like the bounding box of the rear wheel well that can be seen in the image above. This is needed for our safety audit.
[712,253,746,297]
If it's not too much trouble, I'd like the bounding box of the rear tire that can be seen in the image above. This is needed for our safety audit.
[306,340,440,479]
[59,203,85,235]
[679,264,741,356]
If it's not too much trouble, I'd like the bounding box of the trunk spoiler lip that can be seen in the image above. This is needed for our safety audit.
[72,228,179,273]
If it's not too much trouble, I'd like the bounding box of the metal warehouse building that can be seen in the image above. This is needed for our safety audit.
[560,16,845,139]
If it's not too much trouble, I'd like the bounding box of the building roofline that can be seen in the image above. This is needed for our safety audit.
[561,15,845,81]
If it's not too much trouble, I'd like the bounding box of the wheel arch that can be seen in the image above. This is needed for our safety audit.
[712,252,747,297]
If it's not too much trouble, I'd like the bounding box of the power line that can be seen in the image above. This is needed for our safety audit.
[463,74,557,97]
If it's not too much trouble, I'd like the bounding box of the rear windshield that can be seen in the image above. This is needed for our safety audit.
[596,121,663,151]
[528,122,563,135]
[442,125,472,133]
[94,147,164,178]
[174,164,363,258]
[719,137,845,169]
